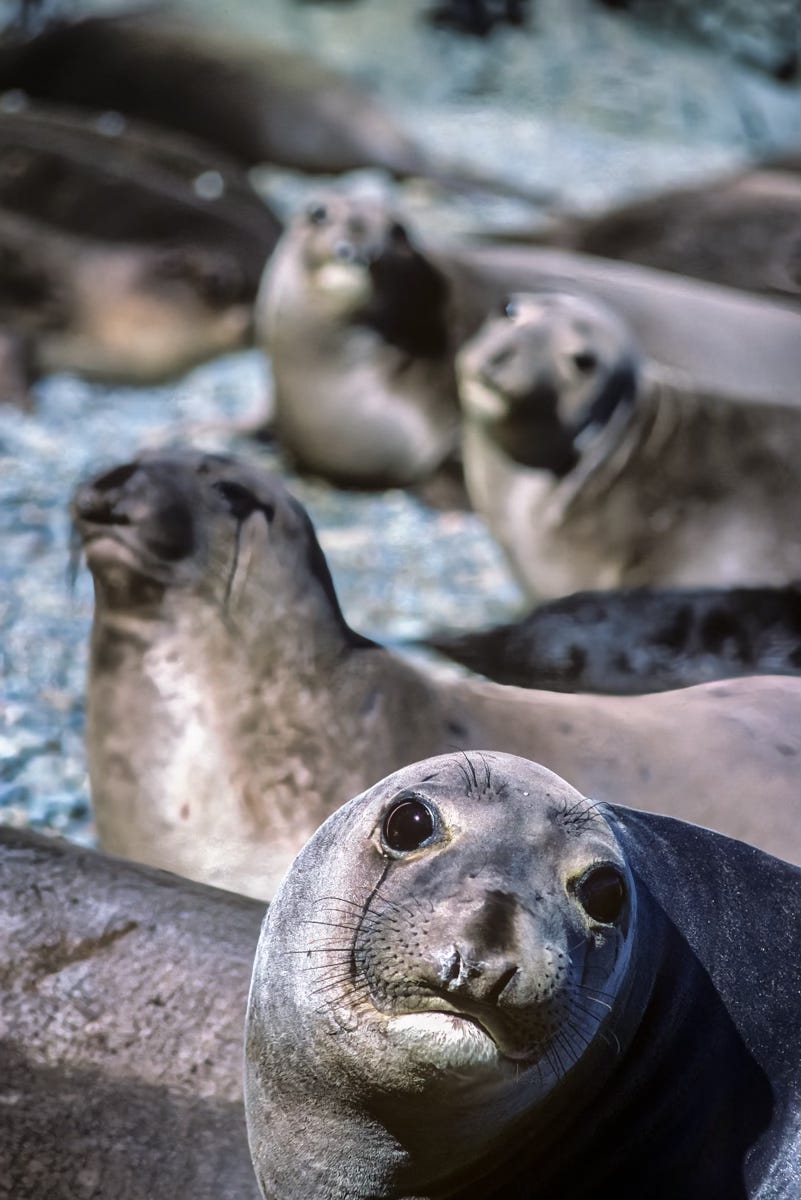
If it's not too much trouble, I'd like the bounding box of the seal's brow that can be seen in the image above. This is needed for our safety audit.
[554,795,602,832]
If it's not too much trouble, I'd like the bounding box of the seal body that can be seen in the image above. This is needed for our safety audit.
[522,162,801,302]
[457,291,801,596]
[72,451,800,895]
[245,750,800,1199]
[0,11,430,177]
[0,207,255,385]
[425,583,801,693]
[258,192,460,487]
[0,99,280,278]
[0,826,263,1200]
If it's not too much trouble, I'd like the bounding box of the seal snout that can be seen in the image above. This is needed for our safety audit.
[72,459,196,566]
[439,945,519,1006]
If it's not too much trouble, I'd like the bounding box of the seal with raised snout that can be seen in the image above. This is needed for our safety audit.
[458,290,801,597]
[258,191,460,488]
[245,750,800,1200]
[71,451,800,899]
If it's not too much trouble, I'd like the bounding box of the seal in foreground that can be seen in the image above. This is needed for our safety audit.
[245,751,800,1199]
[0,826,263,1200]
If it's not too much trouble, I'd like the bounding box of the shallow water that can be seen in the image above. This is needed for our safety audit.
[0,0,797,846]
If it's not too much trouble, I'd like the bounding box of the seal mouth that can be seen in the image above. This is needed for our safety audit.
[79,528,148,570]
[386,1005,535,1066]
[458,376,510,423]
[76,527,179,592]
[385,1010,506,1072]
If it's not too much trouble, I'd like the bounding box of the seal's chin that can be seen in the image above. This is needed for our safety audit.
[457,376,509,423]
[385,1011,505,1073]
[82,531,149,573]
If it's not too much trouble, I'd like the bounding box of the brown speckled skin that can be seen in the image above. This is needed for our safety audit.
[0,826,264,1200]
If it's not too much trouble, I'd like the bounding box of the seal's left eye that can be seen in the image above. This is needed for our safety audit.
[382,797,436,853]
[212,481,274,523]
[575,865,626,924]
[572,350,598,374]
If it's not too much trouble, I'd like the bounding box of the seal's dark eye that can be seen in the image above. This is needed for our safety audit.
[382,796,436,853]
[503,298,519,319]
[306,202,328,225]
[575,865,626,924]
[212,481,274,523]
[572,350,598,373]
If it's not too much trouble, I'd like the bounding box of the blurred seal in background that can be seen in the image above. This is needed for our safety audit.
[424,583,801,692]
[457,291,801,596]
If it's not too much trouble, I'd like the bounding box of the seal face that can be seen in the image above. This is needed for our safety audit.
[457,290,639,475]
[246,752,638,1199]
[258,191,459,487]
[353,778,632,1071]
[245,750,801,1200]
[457,289,801,595]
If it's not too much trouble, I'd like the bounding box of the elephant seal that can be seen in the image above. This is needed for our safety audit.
[0,208,254,385]
[0,825,263,1200]
[0,98,280,282]
[245,750,800,1199]
[425,583,801,693]
[71,450,800,896]
[258,192,460,487]
[0,11,430,178]
[458,291,801,596]
[513,162,801,302]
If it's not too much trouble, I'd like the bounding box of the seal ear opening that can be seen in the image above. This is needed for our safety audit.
[570,356,639,445]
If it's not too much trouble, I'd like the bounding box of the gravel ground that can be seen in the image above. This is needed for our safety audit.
[0,0,797,846]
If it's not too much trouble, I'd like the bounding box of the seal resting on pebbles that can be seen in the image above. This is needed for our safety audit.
[0,825,263,1200]
[257,192,460,488]
[424,583,801,693]
[245,750,800,1200]
[70,451,801,896]
[0,208,255,386]
[457,291,801,596]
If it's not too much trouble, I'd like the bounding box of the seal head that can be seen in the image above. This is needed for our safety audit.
[457,290,639,474]
[246,750,799,1199]
[245,751,638,1198]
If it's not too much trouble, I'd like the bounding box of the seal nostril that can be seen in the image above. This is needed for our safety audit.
[91,462,140,493]
[73,485,131,526]
[487,964,518,1005]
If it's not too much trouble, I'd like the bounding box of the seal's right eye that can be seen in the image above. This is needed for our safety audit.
[306,202,328,225]
[382,796,436,854]
[574,864,626,925]
[212,480,274,523]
